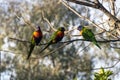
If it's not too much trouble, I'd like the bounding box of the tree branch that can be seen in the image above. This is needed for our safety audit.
[110,0,115,15]
[59,39,120,43]
[9,37,120,44]
[60,0,105,31]
[76,59,120,71]
[65,0,120,24]
[41,42,70,58]
[15,13,36,30]
[41,11,74,34]
[91,60,120,71]
[9,37,30,43]
[41,11,57,31]
[9,37,47,45]
[66,0,96,8]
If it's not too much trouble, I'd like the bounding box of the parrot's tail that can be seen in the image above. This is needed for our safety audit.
[39,42,51,53]
[93,41,101,49]
[27,44,35,60]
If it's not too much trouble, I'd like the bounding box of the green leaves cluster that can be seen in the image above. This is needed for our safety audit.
[94,68,113,80]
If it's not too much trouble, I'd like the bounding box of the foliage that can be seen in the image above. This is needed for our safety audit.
[94,68,113,80]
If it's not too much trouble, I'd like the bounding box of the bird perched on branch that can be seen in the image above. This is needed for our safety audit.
[40,27,65,53]
[77,25,101,49]
[27,26,43,59]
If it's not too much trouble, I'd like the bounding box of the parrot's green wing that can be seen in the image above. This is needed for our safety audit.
[27,37,35,59]
[83,27,101,49]
[49,31,58,42]
[82,28,95,40]
[39,31,58,53]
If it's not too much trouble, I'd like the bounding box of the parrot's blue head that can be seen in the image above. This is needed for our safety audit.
[77,25,83,31]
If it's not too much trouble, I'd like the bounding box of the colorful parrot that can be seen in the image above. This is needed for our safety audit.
[77,25,101,49]
[27,26,43,59]
[40,27,65,53]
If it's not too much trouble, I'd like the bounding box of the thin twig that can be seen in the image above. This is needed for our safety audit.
[41,11,75,34]
[110,45,120,49]
[42,42,70,58]
[79,43,91,53]
[41,11,57,31]
[91,60,120,70]
[9,37,47,45]
[76,59,120,71]
[9,37,30,43]
[65,26,77,34]
[0,50,14,53]
[15,13,35,30]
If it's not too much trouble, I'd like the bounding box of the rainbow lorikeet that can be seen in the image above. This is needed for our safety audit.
[77,25,101,49]
[27,26,43,59]
[40,27,65,53]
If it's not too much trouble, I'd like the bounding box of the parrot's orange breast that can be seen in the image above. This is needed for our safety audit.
[33,31,42,38]
[57,31,64,38]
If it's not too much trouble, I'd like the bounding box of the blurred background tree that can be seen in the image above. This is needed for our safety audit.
[0,0,120,80]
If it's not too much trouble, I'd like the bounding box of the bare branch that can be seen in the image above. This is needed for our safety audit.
[65,58,119,72]
[65,26,77,34]
[9,37,30,43]
[66,0,96,8]
[41,11,57,31]
[9,37,120,44]
[60,39,120,43]
[15,13,35,30]
[65,0,120,23]
[60,0,105,31]
[76,43,91,55]
[110,45,120,49]
[9,37,47,45]
[0,50,15,53]
[91,60,120,71]
[110,0,115,15]
[76,59,120,71]
[42,42,70,58]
